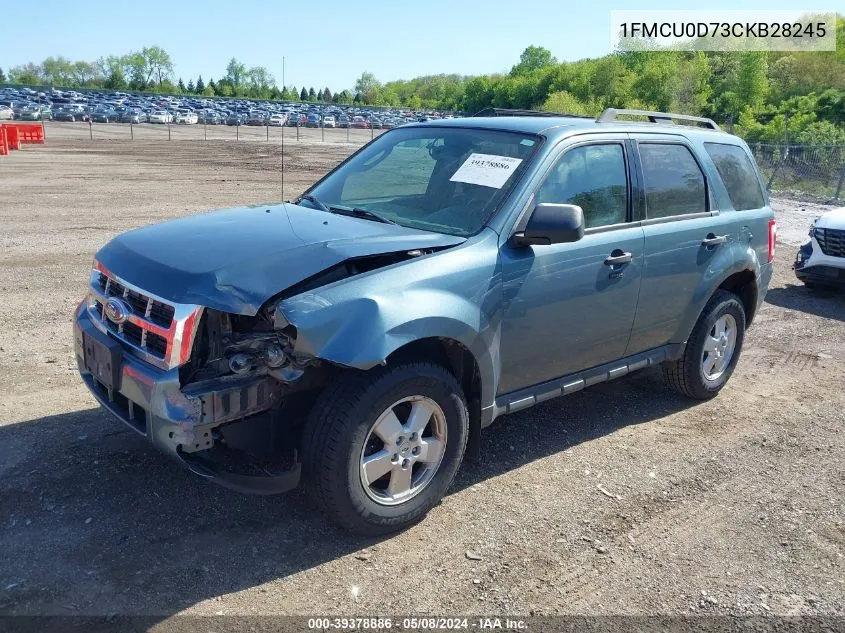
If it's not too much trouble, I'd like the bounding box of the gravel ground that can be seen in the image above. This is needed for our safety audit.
[0,135,843,623]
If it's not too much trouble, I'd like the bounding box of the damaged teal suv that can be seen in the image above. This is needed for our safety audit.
[74,109,776,534]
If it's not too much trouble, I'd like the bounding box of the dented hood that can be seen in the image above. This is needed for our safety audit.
[95,203,465,314]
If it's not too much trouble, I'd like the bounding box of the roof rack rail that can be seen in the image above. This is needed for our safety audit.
[597,108,721,131]
[473,107,593,119]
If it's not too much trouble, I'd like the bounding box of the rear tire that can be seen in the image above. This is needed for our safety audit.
[663,290,746,400]
[301,362,469,535]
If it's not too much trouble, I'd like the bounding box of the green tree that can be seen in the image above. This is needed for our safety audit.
[300,86,308,100]
[735,52,768,112]
[308,86,316,101]
[0,67,5,83]
[177,77,186,92]
[542,90,594,115]
[123,52,148,89]
[41,56,74,85]
[8,63,41,85]
[511,46,557,76]
[225,57,247,91]
[321,87,332,102]
[354,71,382,104]
[246,66,275,98]
[333,89,353,104]
[141,46,173,86]
[195,75,205,93]
[671,52,712,114]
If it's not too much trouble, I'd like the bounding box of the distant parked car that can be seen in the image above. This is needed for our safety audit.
[198,111,218,124]
[322,115,336,128]
[337,115,350,128]
[19,106,50,121]
[351,116,370,129]
[268,113,287,126]
[55,107,88,122]
[175,111,199,124]
[247,112,268,126]
[0,106,12,120]
[120,109,145,124]
[148,110,173,124]
[91,109,117,123]
[287,114,305,127]
[226,113,247,126]
[305,113,321,128]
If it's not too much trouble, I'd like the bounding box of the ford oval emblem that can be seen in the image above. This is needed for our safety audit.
[105,297,131,325]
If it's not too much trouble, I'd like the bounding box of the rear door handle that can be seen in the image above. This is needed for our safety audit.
[604,250,633,266]
[701,234,728,248]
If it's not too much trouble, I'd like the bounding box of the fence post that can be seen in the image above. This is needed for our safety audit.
[167,122,171,141]
[766,146,788,192]
[322,122,325,142]
[204,123,207,141]
[130,121,134,141]
[236,123,239,141]
[371,125,374,140]
[346,125,349,143]
[297,125,299,142]
[89,120,93,141]
[835,166,845,200]
[266,124,269,142]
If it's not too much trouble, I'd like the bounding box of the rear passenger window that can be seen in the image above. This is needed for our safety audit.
[639,144,706,219]
[536,144,628,229]
[704,143,765,211]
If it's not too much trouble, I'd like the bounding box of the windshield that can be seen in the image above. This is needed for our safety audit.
[306,127,539,236]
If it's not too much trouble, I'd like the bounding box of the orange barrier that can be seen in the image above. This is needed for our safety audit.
[5,122,44,144]
[3,125,20,150]
[0,127,7,156]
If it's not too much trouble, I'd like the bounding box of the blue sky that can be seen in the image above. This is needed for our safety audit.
[1,0,831,91]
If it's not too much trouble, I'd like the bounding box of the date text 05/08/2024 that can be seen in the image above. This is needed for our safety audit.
[306,617,528,630]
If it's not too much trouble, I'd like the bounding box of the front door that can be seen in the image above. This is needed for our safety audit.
[498,138,644,395]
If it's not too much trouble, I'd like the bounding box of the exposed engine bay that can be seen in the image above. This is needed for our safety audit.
[172,249,442,485]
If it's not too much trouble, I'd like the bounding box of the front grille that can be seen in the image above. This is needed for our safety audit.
[97,272,175,327]
[90,270,178,362]
[815,228,845,258]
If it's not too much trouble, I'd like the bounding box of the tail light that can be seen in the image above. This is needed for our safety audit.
[767,219,777,263]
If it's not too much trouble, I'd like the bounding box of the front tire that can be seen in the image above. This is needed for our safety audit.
[663,290,746,400]
[301,362,469,535]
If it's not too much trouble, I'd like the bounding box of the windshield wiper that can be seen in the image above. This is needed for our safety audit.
[297,193,329,212]
[328,205,397,225]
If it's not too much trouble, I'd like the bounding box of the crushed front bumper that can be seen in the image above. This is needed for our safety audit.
[74,306,301,494]
[794,240,845,288]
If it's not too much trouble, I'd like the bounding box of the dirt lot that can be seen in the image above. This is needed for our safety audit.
[0,133,844,622]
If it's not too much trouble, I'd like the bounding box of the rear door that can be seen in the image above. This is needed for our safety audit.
[626,135,739,354]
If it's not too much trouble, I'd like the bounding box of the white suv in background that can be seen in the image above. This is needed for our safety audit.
[322,115,336,128]
[795,207,845,289]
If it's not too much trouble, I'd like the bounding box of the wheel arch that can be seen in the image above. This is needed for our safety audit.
[716,269,758,326]
[384,337,484,459]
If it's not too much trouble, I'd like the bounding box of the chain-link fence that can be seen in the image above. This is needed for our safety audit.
[749,143,845,202]
[40,119,386,145]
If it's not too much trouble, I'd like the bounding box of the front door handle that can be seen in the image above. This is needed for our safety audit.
[701,233,728,248]
[604,250,633,266]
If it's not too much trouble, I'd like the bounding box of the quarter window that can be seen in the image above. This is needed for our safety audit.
[639,144,707,219]
[536,144,628,229]
[704,142,765,211]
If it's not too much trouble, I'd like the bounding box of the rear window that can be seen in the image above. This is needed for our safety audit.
[704,143,765,211]
[639,143,707,219]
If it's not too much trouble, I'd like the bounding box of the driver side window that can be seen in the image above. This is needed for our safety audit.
[536,143,629,229]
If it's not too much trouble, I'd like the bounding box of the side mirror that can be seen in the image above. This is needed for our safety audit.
[511,203,585,247]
